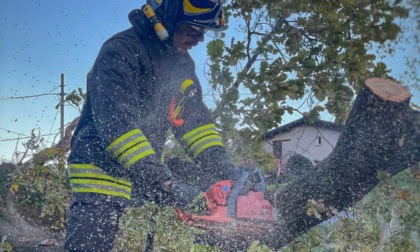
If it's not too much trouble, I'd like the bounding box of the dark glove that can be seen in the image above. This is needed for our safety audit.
[232,167,266,196]
[245,167,266,192]
[129,159,174,204]
[163,182,208,215]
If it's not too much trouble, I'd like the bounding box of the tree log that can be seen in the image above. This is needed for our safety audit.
[263,78,419,249]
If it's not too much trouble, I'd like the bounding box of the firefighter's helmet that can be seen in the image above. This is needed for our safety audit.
[147,0,225,31]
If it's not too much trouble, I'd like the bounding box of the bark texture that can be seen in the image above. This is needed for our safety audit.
[263,78,419,249]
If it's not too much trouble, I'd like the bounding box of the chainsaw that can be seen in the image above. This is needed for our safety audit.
[176,170,277,241]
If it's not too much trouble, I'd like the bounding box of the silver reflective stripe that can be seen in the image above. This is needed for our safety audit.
[106,129,156,168]
[67,164,131,186]
[182,124,218,145]
[182,124,224,157]
[67,164,132,200]
[118,143,155,168]
[71,180,131,195]
[189,135,224,157]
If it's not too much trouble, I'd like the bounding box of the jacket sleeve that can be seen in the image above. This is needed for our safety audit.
[88,37,172,194]
[170,77,241,183]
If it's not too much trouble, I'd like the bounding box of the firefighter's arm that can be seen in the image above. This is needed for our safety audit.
[88,38,169,198]
[169,78,265,189]
[170,79,242,183]
[89,39,205,208]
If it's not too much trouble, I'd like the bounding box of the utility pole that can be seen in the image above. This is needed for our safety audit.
[60,73,65,141]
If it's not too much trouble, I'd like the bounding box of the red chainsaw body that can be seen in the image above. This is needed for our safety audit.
[237,191,275,221]
[177,180,276,238]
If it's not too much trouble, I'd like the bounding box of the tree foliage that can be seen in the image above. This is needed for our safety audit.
[5,133,70,230]
[275,167,420,252]
[207,0,409,133]
[394,0,420,92]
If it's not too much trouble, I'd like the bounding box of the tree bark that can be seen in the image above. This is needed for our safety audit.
[263,78,419,249]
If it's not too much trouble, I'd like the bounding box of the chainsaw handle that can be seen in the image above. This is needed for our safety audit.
[227,171,249,218]
[253,168,266,193]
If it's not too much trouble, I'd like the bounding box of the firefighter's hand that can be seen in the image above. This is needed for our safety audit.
[246,167,265,192]
[162,181,208,214]
[235,167,266,194]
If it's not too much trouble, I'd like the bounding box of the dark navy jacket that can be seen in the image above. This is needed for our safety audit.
[67,9,236,205]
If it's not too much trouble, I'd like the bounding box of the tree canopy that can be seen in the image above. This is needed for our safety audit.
[206,0,410,131]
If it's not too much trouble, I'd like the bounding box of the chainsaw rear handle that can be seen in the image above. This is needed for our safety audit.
[227,171,248,218]
[253,168,266,193]
[226,168,266,218]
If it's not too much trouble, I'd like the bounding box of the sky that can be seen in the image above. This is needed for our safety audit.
[0,1,419,162]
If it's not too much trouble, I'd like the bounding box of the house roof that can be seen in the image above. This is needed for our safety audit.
[261,117,345,140]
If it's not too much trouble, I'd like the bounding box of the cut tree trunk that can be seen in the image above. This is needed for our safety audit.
[261,78,420,249]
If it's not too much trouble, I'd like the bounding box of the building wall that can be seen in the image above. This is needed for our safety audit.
[263,125,341,164]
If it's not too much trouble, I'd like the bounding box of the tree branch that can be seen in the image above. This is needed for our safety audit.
[233,17,285,89]
[22,116,80,171]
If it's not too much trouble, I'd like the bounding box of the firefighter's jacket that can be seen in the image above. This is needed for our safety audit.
[67,10,238,205]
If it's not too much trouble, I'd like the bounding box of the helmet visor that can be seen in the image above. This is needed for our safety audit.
[177,0,226,31]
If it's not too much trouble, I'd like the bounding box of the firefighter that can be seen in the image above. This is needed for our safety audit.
[64,0,247,251]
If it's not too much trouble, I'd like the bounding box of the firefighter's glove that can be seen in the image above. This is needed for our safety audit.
[129,161,174,204]
[247,167,266,192]
[163,182,208,215]
[240,167,266,193]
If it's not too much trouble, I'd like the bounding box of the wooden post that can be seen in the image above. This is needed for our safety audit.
[60,73,65,141]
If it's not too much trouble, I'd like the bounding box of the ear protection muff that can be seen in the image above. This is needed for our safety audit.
[142,4,169,41]
[146,0,180,40]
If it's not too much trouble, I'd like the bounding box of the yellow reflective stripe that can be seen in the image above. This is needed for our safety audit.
[118,141,150,160]
[67,164,132,186]
[67,164,131,187]
[190,134,222,152]
[182,124,216,141]
[71,179,131,192]
[117,142,155,167]
[183,0,211,14]
[105,129,156,168]
[190,134,222,149]
[68,164,101,170]
[70,178,132,200]
[125,149,155,168]
[186,129,219,147]
[174,97,186,118]
[180,79,194,94]
[113,136,148,158]
[68,173,132,187]
[190,192,204,205]
[106,129,142,154]
[72,188,131,200]
[193,141,224,158]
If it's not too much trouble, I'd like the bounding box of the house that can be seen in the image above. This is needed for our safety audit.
[261,115,345,165]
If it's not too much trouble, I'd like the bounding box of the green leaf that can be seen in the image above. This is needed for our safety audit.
[206,39,225,61]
